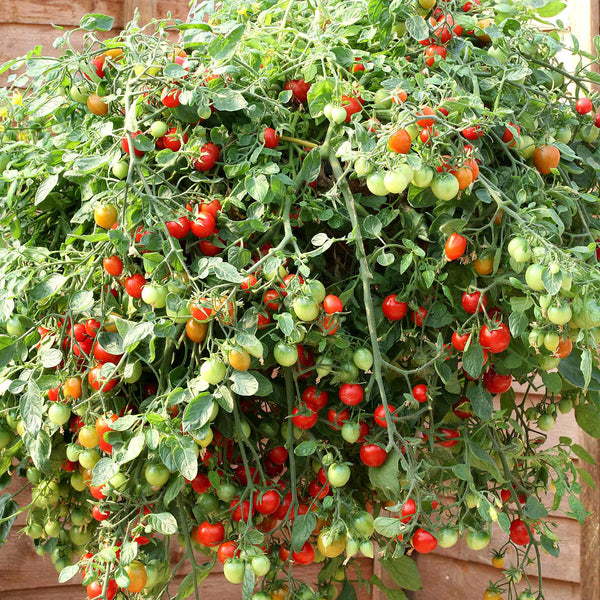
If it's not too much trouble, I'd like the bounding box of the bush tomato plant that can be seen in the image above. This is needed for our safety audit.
[0,1,599,600]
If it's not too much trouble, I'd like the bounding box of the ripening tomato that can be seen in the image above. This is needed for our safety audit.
[125,561,147,593]
[193,521,225,547]
[483,369,512,394]
[461,291,487,314]
[63,376,82,399]
[302,386,328,411]
[339,383,364,406]
[191,212,216,238]
[291,406,318,429]
[286,78,311,103]
[124,273,146,298]
[96,415,118,454]
[412,384,428,403]
[533,144,560,175]
[575,97,593,115]
[509,518,530,546]
[94,205,118,229]
[411,528,438,553]
[445,233,467,261]
[87,580,118,600]
[103,255,123,276]
[451,331,471,351]
[193,143,220,171]
[388,129,412,154]
[263,127,280,148]
[161,88,181,108]
[88,366,118,392]
[480,322,511,353]
[424,44,447,67]
[382,294,407,320]
[360,443,387,467]
[87,93,109,116]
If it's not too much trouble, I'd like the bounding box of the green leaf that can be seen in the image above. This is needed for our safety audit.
[463,343,485,379]
[540,534,560,557]
[69,290,94,312]
[568,494,587,524]
[542,268,563,295]
[230,371,259,396]
[209,24,244,60]
[275,312,295,337]
[80,13,114,31]
[575,404,600,438]
[91,458,119,486]
[212,260,244,283]
[242,564,256,600]
[571,443,596,465]
[524,497,548,519]
[182,394,214,433]
[363,215,382,237]
[508,311,529,337]
[212,89,248,111]
[175,566,212,600]
[380,555,423,591]
[577,467,596,489]
[26,430,52,473]
[536,1,566,17]
[295,149,321,187]
[581,348,593,389]
[96,331,124,356]
[123,322,154,351]
[338,581,358,600]
[294,440,317,456]
[41,348,63,368]
[307,78,334,116]
[246,174,269,202]
[21,379,42,436]
[406,16,429,41]
[31,274,67,301]
[559,349,600,390]
[467,385,493,421]
[58,564,80,583]
[452,464,472,481]
[368,449,400,497]
[164,475,185,507]
[146,512,179,535]
[291,512,317,551]
[0,336,15,369]
[541,371,562,393]
[0,494,18,544]
[373,517,404,538]
[159,435,198,480]
[370,575,408,600]
[425,303,453,328]
[34,174,59,206]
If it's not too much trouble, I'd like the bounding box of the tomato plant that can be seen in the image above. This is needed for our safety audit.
[0,2,599,600]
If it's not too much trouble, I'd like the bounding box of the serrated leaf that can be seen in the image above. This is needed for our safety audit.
[406,16,429,41]
[91,458,119,486]
[159,435,198,480]
[164,475,185,507]
[291,512,317,551]
[463,344,485,379]
[58,564,80,583]
[575,404,600,438]
[182,394,214,432]
[571,443,596,465]
[467,385,493,421]
[373,517,404,538]
[508,311,529,337]
[35,174,58,205]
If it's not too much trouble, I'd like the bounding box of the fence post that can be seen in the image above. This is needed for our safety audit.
[581,432,600,599]
[124,0,157,26]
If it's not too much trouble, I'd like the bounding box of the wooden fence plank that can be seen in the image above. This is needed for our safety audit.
[124,0,157,25]
[3,1,125,27]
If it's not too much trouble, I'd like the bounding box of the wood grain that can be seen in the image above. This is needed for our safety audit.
[3,1,125,27]
[124,0,157,25]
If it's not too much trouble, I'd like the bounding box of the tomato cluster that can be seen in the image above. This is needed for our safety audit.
[0,1,599,600]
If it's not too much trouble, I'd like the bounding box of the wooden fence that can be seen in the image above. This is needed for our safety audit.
[0,1,599,598]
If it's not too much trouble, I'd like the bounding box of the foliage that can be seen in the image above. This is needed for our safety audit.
[1,0,600,599]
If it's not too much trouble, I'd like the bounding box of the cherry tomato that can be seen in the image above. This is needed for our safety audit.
[576,97,593,115]
[286,79,311,103]
[445,232,468,261]
[193,143,220,171]
[509,518,530,546]
[382,294,407,320]
[103,255,123,276]
[388,129,412,154]
[479,322,511,353]
[411,528,438,553]
[263,127,280,148]
[302,386,328,411]
[360,443,387,467]
[94,205,118,229]
[533,144,560,175]
[87,580,118,600]
[124,273,146,298]
[412,384,428,403]
[424,44,447,67]
[451,331,471,351]
[483,369,512,394]
[461,291,487,314]
[192,521,225,547]
[191,212,216,238]
[339,383,364,406]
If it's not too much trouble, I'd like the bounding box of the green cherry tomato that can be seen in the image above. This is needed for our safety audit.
[327,463,351,487]
[383,171,409,194]
[293,296,320,321]
[555,126,572,144]
[145,464,170,487]
[111,160,129,179]
[200,358,227,384]
[437,526,459,548]
[431,173,459,201]
[0,427,15,449]
[274,342,298,366]
[316,356,334,378]
[507,237,532,263]
[250,555,271,577]
[70,85,89,103]
[341,422,361,443]
[518,135,536,159]
[525,264,545,291]
[547,304,572,325]
[353,347,373,371]
[465,530,491,551]
[150,121,169,138]
[337,361,359,382]
[217,483,238,503]
[123,360,143,384]
[543,332,560,352]
[307,280,326,303]
[537,413,556,431]
[354,157,373,176]
[352,511,374,537]
[373,88,392,108]
[580,123,599,144]
[223,558,245,584]
[48,403,71,426]
[141,284,168,309]
[366,172,388,195]
[412,166,434,188]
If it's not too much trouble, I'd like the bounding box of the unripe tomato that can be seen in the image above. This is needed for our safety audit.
[145,464,170,487]
[223,558,245,584]
[48,403,71,426]
[366,172,388,196]
[78,425,99,448]
[229,349,251,371]
[274,342,298,366]
[465,530,490,550]
[293,296,320,321]
[94,205,118,229]
[431,173,460,201]
[437,526,459,548]
[353,347,373,370]
[200,358,227,384]
[327,463,351,487]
